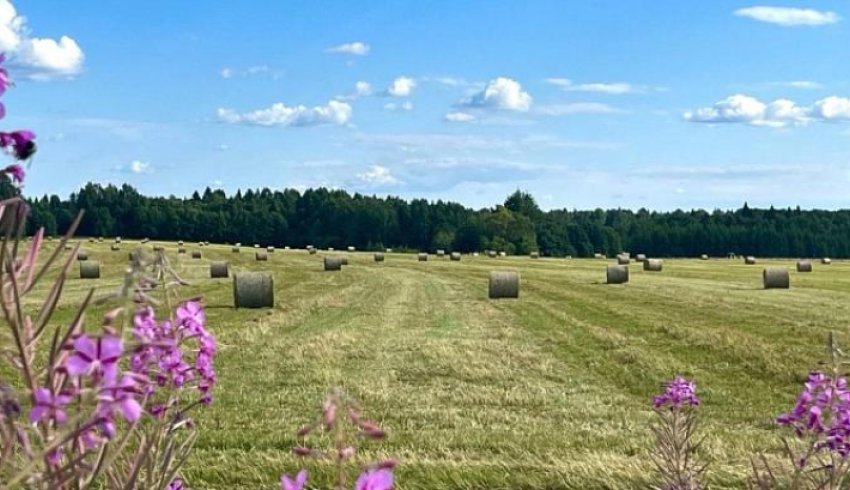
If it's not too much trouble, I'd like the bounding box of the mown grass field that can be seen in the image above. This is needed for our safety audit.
[20,241,850,489]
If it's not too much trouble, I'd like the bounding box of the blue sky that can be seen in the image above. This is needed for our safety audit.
[3,0,850,210]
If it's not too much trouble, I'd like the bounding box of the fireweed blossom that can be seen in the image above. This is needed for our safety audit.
[355,468,394,490]
[653,376,700,409]
[280,469,308,490]
[29,387,73,426]
[777,371,850,456]
[66,334,124,383]
[0,53,36,183]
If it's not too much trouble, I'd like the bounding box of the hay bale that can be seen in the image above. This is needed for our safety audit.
[64,244,72,251]
[418,253,428,262]
[347,246,356,252]
[700,254,709,260]
[745,256,756,265]
[324,256,343,271]
[499,251,507,257]
[450,252,461,261]
[253,244,260,249]
[763,267,790,289]
[328,247,335,251]
[255,251,268,261]
[267,246,275,253]
[594,253,605,259]
[530,251,540,259]
[178,240,184,246]
[77,251,88,261]
[235,242,242,247]
[386,248,393,253]
[796,260,812,273]
[822,257,832,265]
[141,238,149,244]
[115,238,122,244]
[606,265,629,284]
[635,254,646,262]
[232,246,240,253]
[488,250,497,258]
[309,248,317,255]
[437,250,445,257]
[374,252,385,262]
[488,271,520,299]
[178,247,186,254]
[643,259,663,272]
[617,254,630,265]
[98,237,104,243]
[233,272,274,308]
[210,261,229,278]
[88,238,94,243]
[284,246,290,250]
[191,251,202,259]
[472,252,479,257]
[110,244,120,251]
[79,260,100,279]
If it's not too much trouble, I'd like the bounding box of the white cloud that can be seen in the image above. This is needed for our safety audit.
[130,160,151,174]
[544,77,657,94]
[326,41,370,56]
[384,101,413,111]
[210,179,223,188]
[775,80,823,90]
[0,1,84,79]
[220,65,274,79]
[734,6,840,26]
[536,102,624,116]
[220,67,234,79]
[386,76,416,97]
[461,77,532,111]
[684,94,850,127]
[357,165,400,185]
[444,111,477,123]
[217,100,352,127]
[355,81,371,96]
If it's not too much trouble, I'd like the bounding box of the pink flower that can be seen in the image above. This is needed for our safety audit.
[97,374,143,422]
[280,469,307,490]
[355,468,394,490]
[3,164,24,183]
[0,130,36,160]
[29,387,72,425]
[66,334,123,383]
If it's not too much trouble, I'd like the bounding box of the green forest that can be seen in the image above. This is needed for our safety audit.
[8,179,850,258]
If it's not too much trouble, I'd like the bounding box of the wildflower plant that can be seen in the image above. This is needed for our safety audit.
[752,333,850,490]
[651,376,707,490]
[0,53,215,489]
[285,388,396,490]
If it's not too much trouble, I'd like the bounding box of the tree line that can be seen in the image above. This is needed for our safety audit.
[8,180,850,258]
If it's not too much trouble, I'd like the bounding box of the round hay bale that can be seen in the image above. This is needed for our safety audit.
[418,253,428,262]
[386,248,393,253]
[98,237,104,243]
[210,261,229,278]
[617,254,630,265]
[499,251,507,257]
[606,265,629,284]
[328,247,335,251]
[115,238,122,244]
[88,238,95,243]
[643,258,663,272]
[594,253,605,259]
[347,246,356,252]
[324,256,343,271]
[450,252,461,261]
[141,238,149,244]
[374,252,385,262]
[437,250,445,257]
[232,246,240,253]
[635,254,646,262]
[488,250,497,258]
[255,251,268,261]
[284,246,290,250]
[530,251,540,259]
[796,260,812,273]
[267,246,275,253]
[700,254,709,260]
[199,242,205,247]
[488,271,520,299]
[79,261,100,279]
[472,252,479,257]
[235,242,242,247]
[77,251,88,261]
[822,257,832,265]
[178,240,184,246]
[191,251,202,259]
[763,267,790,289]
[233,272,274,308]
[308,248,317,255]
[64,244,73,251]
[110,244,120,251]
[178,247,187,254]
[745,256,756,265]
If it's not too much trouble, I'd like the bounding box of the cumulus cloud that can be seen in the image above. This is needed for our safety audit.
[336,81,373,101]
[444,111,476,123]
[356,165,401,185]
[217,100,352,127]
[461,77,532,111]
[0,0,84,79]
[130,160,151,174]
[684,94,850,127]
[326,41,370,56]
[384,101,413,111]
[734,6,840,26]
[386,76,416,97]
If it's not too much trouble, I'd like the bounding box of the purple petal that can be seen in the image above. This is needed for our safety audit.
[73,335,97,361]
[119,397,142,422]
[99,335,124,361]
[29,405,46,422]
[65,354,92,376]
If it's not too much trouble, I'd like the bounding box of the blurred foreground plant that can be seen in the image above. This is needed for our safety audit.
[651,376,706,490]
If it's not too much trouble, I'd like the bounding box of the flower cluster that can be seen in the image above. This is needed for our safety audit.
[777,371,850,457]
[653,376,700,410]
[280,467,394,490]
[130,300,217,407]
[0,53,36,183]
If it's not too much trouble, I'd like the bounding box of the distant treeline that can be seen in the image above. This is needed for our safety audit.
[8,180,850,258]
